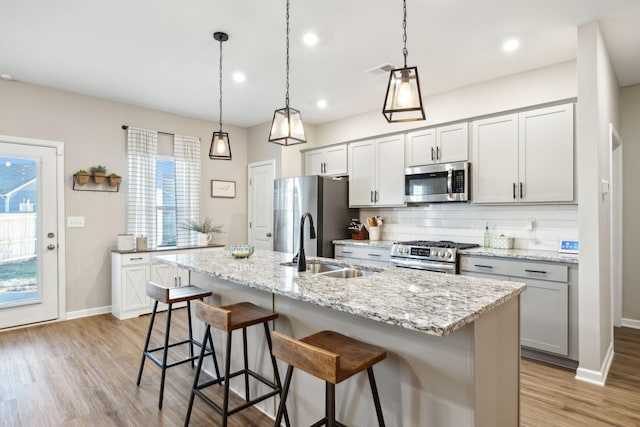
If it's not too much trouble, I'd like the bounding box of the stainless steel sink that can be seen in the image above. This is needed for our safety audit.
[279,261,377,278]
[279,261,344,273]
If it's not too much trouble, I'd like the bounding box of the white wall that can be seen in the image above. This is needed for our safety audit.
[0,80,248,314]
[620,84,640,321]
[576,21,619,384]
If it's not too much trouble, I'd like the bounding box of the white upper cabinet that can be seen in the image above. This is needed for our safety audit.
[348,135,405,207]
[471,103,574,203]
[405,122,468,167]
[303,144,348,176]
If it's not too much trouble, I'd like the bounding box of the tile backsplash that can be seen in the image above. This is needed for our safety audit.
[360,204,578,251]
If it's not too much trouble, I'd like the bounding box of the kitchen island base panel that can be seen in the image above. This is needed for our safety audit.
[190,271,520,426]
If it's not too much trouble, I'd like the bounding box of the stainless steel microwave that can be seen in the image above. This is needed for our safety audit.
[404,161,470,203]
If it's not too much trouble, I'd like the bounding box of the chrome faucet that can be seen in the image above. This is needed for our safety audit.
[296,212,316,272]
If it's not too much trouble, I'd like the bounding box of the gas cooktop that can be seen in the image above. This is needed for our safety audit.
[394,240,480,250]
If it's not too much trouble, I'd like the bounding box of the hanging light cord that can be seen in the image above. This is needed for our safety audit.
[285,0,290,108]
[402,0,408,68]
[218,36,224,132]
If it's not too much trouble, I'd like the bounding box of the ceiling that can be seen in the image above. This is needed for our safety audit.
[1,0,639,128]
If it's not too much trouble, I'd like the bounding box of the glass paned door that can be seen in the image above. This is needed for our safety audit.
[0,141,59,329]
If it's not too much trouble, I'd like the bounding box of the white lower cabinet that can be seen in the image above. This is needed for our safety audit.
[460,255,577,359]
[334,244,391,266]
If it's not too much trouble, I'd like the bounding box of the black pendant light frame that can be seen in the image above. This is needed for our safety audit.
[269,0,307,146]
[209,31,232,160]
[382,0,426,123]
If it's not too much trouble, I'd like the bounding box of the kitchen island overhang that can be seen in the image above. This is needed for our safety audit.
[154,248,524,426]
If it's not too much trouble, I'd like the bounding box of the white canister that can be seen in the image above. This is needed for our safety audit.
[369,226,381,241]
[117,234,134,251]
[136,236,148,251]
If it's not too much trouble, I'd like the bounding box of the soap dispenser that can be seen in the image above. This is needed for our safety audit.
[483,224,491,248]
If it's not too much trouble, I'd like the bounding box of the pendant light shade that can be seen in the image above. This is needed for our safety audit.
[209,31,232,160]
[269,0,307,146]
[382,0,425,123]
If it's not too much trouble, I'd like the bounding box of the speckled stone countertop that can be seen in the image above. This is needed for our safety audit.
[154,248,524,337]
[459,247,579,264]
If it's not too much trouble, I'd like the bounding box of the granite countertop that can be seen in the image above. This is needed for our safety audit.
[154,249,524,337]
[111,244,225,254]
[459,247,579,264]
[333,239,395,248]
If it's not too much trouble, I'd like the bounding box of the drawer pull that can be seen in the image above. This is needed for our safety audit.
[342,251,353,254]
[475,264,494,269]
[525,269,547,274]
[367,253,381,257]
[129,257,144,261]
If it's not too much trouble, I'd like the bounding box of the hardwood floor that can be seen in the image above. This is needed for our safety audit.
[1,311,640,426]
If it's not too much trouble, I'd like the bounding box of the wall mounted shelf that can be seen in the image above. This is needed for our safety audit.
[73,174,121,192]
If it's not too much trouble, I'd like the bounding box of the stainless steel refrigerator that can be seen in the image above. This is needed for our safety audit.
[273,175,355,258]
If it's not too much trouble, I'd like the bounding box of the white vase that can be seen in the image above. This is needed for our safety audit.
[197,233,211,246]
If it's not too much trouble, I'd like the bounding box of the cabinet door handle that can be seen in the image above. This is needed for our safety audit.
[174,277,177,286]
[368,253,381,257]
[436,146,440,160]
[178,276,182,286]
[520,182,524,199]
[374,190,378,202]
[431,147,435,161]
[370,190,374,203]
[524,269,547,274]
[475,264,494,269]
[513,183,516,200]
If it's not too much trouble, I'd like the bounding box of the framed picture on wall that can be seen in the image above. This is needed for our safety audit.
[211,180,236,198]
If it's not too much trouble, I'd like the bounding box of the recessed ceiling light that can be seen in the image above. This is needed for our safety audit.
[316,99,327,109]
[233,72,246,83]
[0,73,14,81]
[502,39,520,52]
[303,33,319,46]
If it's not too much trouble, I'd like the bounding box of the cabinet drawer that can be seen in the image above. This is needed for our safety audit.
[120,253,150,266]
[460,256,568,282]
[334,245,390,262]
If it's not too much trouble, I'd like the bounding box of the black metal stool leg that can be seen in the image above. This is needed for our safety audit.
[274,365,294,427]
[158,303,173,409]
[137,300,158,386]
[187,300,195,368]
[222,330,233,427]
[326,382,336,427]
[243,327,250,401]
[367,367,386,427]
[185,326,211,427]
[264,323,291,427]
[207,326,222,384]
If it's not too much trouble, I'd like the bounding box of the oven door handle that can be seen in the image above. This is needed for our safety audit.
[390,257,456,274]
[447,168,453,196]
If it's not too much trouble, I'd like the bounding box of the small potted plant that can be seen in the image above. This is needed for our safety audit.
[75,169,90,185]
[90,165,107,184]
[180,218,223,246]
[108,173,122,187]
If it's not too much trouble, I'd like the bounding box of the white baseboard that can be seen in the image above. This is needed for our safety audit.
[621,318,640,329]
[575,341,614,386]
[66,305,112,320]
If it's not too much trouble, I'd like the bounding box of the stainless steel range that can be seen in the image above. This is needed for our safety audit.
[390,240,479,274]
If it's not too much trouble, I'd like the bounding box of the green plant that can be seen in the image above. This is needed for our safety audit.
[90,165,107,174]
[108,172,120,177]
[76,169,89,174]
[180,218,223,234]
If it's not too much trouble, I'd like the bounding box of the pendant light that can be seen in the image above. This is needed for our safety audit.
[382,0,425,123]
[268,0,307,146]
[209,31,232,160]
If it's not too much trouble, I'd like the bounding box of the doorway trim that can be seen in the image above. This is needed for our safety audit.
[609,124,622,328]
[0,134,66,324]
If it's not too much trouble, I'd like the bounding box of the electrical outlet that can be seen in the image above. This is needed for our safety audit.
[67,216,85,228]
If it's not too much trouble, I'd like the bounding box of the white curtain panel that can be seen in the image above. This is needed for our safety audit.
[174,134,201,247]
[126,127,158,249]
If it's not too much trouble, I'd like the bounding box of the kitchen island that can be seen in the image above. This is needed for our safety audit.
[155,248,525,427]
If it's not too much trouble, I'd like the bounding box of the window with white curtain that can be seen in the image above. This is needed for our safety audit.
[126,127,201,249]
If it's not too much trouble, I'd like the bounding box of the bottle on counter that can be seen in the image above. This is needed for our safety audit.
[483,224,491,248]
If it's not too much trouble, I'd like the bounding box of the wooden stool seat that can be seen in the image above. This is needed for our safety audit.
[136,281,220,410]
[185,301,290,427]
[272,330,387,427]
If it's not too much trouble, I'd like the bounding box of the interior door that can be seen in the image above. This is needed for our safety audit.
[0,139,60,329]
[248,160,275,250]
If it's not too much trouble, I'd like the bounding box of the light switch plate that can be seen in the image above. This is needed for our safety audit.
[558,240,579,254]
[67,216,85,228]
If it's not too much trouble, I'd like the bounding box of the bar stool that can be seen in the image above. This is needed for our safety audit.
[271,330,387,427]
[136,281,220,409]
[185,300,290,427]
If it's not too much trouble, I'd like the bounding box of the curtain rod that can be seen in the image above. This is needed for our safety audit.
[121,125,174,137]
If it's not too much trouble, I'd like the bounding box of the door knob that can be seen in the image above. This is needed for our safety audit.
[266,232,272,237]
[47,244,56,250]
